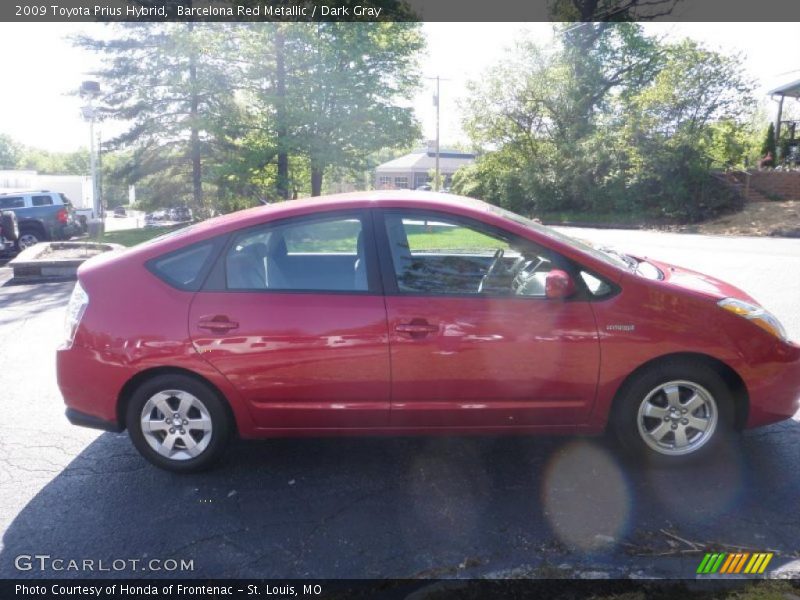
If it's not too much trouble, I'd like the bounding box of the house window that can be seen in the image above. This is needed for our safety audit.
[378,176,392,189]
[414,173,429,189]
[394,176,409,189]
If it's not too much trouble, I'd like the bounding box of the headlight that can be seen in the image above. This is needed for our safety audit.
[718,298,787,341]
[63,281,89,348]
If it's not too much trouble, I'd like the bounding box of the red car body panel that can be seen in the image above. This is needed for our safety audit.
[385,295,599,428]
[56,192,800,439]
[188,291,391,430]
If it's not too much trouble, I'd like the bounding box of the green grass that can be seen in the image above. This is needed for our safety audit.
[97,224,188,247]
[406,225,500,252]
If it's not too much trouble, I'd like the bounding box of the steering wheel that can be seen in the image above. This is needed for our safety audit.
[478,248,504,293]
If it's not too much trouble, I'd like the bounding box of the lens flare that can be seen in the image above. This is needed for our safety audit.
[542,440,630,551]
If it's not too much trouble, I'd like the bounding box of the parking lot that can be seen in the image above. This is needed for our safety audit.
[0,228,798,580]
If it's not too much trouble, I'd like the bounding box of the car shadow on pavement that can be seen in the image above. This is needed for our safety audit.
[2,422,799,579]
[0,281,73,325]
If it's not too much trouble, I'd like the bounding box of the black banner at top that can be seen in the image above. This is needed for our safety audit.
[3,0,800,22]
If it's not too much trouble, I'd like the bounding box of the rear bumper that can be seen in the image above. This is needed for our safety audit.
[65,408,123,432]
[54,223,82,240]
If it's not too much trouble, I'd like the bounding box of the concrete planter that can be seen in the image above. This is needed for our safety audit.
[8,241,124,282]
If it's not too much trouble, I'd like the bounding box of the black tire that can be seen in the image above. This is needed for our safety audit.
[610,360,737,465]
[126,374,232,473]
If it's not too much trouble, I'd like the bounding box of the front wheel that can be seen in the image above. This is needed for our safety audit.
[126,374,232,473]
[611,361,736,464]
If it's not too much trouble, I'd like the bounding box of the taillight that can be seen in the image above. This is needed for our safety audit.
[57,208,68,223]
[63,281,89,348]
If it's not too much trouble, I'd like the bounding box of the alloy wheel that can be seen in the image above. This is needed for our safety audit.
[140,390,213,461]
[636,380,718,456]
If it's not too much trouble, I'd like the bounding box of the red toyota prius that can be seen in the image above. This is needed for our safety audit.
[57,192,800,472]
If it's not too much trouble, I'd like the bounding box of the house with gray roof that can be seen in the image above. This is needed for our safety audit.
[374,142,476,190]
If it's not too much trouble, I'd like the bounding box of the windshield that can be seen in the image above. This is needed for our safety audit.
[487,204,631,270]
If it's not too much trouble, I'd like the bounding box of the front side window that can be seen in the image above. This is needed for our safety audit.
[383,211,555,297]
[226,215,369,292]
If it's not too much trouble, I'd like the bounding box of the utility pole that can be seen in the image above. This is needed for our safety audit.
[80,80,101,221]
[426,75,449,191]
[434,75,440,191]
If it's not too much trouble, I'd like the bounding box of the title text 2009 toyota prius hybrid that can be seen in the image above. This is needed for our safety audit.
[56,192,800,472]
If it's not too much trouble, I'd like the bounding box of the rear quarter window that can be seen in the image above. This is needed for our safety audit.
[148,241,216,291]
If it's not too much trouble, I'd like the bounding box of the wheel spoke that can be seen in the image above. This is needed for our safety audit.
[176,392,194,417]
[683,393,705,414]
[674,427,689,448]
[686,415,710,432]
[663,385,681,409]
[187,416,212,432]
[153,394,174,418]
[642,402,668,419]
[142,419,169,434]
[161,432,179,455]
[182,435,202,457]
[649,421,672,441]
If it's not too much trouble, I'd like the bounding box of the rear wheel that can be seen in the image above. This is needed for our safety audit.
[17,226,44,251]
[611,361,736,464]
[126,374,232,473]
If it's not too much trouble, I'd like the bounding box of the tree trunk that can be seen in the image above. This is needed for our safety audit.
[275,26,289,200]
[311,166,323,197]
[188,21,203,210]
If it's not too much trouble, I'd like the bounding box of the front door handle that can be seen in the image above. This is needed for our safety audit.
[395,320,438,336]
[197,315,239,333]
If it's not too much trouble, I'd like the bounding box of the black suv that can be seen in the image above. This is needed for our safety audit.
[0,191,81,250]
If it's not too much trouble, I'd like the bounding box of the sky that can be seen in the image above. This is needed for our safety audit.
[0,22,798,154]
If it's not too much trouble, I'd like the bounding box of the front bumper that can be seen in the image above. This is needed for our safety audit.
[744,341,800,428]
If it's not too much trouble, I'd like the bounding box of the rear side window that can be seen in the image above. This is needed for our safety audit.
[0,197,24,209]
[32,195,54,206]
[149,241,216,291]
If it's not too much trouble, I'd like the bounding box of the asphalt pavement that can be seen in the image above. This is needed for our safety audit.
[0,228,798,580]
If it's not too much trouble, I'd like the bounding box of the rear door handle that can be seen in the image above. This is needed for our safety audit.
[197,315,239,333]
[395,320,438,336]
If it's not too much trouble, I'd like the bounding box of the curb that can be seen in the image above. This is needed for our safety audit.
[8,241,124,283]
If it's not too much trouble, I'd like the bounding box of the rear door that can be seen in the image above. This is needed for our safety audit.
[189,210,391,429]
[375,208,601,429]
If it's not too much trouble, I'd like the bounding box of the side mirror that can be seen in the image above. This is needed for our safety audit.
[545,269,576,300]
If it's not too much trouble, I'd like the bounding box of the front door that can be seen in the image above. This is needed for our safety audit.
[189,211,391,429]
[375,209,600,429]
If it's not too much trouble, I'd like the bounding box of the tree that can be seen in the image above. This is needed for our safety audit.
[549,0,681,21]
[76,23,237,211]
[459,25,755,222]
[0,134,20,169]
[282,22,424,196]
[761,122,777,159]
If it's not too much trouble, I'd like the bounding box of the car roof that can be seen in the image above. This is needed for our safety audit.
[86,190,629,285]
[0,190,56,196]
